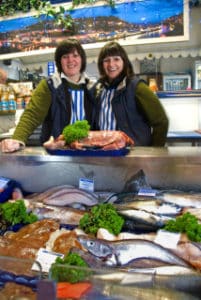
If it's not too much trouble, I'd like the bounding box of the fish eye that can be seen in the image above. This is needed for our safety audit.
[88,241,95,247]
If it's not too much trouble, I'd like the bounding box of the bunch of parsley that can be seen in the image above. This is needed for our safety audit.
[0,199,38,226]
[79,203,125,235]
[50,252,91,283]
[164,212,201,242]
[62,120,90,144]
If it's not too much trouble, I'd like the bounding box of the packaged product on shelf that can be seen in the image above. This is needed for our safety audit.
[0,86,9,114]
[9,82,33,110]
[0,84,17,115]
[16,94,24,109]
[8,86,17,114]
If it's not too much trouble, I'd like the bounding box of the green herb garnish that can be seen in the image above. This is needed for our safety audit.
[79,203,125,236]
[164,212,201,242]
[62,120,90,144]
[50,252,91,283]
[0,199,38,225]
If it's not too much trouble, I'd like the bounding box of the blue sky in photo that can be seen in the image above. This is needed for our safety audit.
[0,0,184,33]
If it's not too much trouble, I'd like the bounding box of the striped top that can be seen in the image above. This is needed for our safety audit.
[68,88,85,124]
[99,88,117,130]
[61,72,87,124]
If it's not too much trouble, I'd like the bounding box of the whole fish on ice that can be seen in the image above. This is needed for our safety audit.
[117,208,173,228]
[77,236,191,268]
[27,186,99,208]
[23,199,85,224]
[114,199,181,216]
[26,184,75,201]
[159,190,201,208]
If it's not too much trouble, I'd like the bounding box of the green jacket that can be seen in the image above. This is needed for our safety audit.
[13,79,51,144]
[13,73,93,144]
[91,78,169,146]
[134,81,169,146]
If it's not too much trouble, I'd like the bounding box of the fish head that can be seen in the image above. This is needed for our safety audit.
[77,235,113,258]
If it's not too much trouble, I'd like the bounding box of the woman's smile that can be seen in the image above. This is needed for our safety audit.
[103,56,124,80]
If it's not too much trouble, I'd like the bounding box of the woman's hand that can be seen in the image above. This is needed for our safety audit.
[0,139,25,153]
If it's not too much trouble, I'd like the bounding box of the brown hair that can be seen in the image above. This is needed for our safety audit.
[97,41,134,80]
[55,38,86,73]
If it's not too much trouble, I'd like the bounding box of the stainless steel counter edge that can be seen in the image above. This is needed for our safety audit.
[1,146,201,193]
[2,145,201,159]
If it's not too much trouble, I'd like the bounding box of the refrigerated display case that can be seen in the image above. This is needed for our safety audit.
[1,147,201,299]
[194,60,201,89]
[163,74,191,91]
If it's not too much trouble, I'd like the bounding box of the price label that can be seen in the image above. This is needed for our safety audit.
[79,178,94,192]
[32,248,64,273]
[138,188,158,197]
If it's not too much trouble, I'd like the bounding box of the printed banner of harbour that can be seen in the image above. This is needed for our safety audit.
[0,0,189,57]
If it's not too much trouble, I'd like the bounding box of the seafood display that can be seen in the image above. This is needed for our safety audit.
[1,169,201,299]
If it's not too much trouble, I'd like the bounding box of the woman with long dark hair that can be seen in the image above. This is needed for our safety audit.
[91,41,168,146]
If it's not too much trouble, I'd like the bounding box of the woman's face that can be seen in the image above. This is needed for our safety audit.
[102,56,124,81]
[61,49,82,80]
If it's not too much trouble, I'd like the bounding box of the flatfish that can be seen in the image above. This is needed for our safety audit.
[42,187,99,207]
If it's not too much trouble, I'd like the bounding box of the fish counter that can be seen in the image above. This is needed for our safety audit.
[1,146,201,299]
[1,146,201,193]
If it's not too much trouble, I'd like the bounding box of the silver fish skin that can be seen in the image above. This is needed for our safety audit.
[160,192,201,208]
[114,200,181,216]
[32,205,85,224]
[77,236,190,268]
[43,188,99,207]
[45,187,98,200]
[27,184,75,201]
[117,208,173,227]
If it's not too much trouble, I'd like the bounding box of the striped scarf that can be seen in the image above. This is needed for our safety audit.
[99,88,117,130]
[68,88,85,124]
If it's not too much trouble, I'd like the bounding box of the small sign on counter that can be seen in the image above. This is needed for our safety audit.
[32,248,64,273]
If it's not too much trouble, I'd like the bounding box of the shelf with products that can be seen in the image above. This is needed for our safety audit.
[0,82,33,115]
[8,82,33,110]
[0,84,16,115]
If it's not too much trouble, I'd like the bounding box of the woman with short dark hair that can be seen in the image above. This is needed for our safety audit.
[1,38,94,152]
[91,41,169,146]
[55,39,86,74]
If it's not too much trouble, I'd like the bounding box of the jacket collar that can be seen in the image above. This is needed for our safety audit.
[61,72,89,85]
